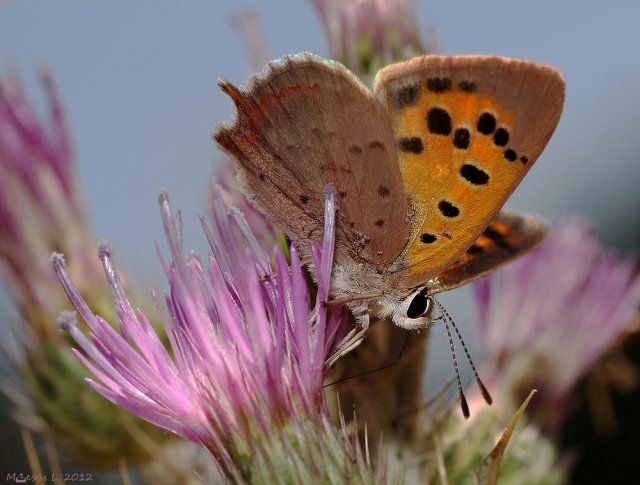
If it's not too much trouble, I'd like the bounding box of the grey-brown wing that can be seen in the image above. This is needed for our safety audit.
[214,53,410,267]
[429,210,548,293]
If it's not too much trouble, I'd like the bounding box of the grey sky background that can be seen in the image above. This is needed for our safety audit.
[1,0,640,475]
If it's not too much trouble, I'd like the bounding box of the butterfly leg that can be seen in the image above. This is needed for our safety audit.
[325,313,370,367]
[427,314,445,325]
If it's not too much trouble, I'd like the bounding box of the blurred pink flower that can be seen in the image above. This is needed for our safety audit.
[473,217,640,425]
[310,0,427,78]
[0,72,102,319]
[50,186,373,480]
[214,162,282,249]
[0,71,176,468]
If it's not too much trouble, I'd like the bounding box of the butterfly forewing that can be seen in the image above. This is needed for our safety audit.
[215,54,410,267]
[374,56,564,289]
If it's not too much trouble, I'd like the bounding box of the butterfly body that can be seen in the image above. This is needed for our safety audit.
[328,253,419,328]
[215,53,564,339]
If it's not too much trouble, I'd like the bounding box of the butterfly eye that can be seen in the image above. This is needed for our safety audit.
[406,289,430,319]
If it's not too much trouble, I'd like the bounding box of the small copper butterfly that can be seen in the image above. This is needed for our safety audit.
[215,53,564,364]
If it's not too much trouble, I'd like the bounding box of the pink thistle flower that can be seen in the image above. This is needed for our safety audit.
[0,71,178,468]
[310,0,427,79]
[214,161,282,250]
[473,217,640,425]
[0,72,102,318]
[50,187,375,481]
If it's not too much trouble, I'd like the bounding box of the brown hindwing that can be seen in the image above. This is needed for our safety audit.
[214,53,410,267]
[429,210,549,293]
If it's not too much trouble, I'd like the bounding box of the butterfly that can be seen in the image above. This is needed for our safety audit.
[214,53,564,366]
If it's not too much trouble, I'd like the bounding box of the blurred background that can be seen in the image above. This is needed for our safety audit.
[1,0,639,482]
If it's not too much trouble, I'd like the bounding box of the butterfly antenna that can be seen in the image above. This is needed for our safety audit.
[436,306,470,419]
[323,331,411,388]
[431,297,493,407]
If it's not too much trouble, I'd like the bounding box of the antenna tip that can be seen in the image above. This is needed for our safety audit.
[460,392,470,419]
[479,379,493,405]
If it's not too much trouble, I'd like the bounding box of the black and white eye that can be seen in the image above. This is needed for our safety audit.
[406,288,430,319]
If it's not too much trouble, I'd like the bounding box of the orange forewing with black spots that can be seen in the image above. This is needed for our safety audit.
[374,56,563,289]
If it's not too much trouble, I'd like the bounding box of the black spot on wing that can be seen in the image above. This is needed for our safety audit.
[420,233,437,244]
[460,164,489,185]
[493,128,509,147]
[459,81,477,92]
[438,200,460,218]
[504,149,517,162]
[378,185,390,197]
[393,84,420,109]
[426,77,452,92]
[427,108,452,135]
[466,244,484,254]
[477,112,496,135]
[453,128,470,149]
[398,137,424,154]
[482,226,516,252]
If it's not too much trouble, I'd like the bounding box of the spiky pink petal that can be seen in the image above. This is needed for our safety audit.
[51,186,343,462]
